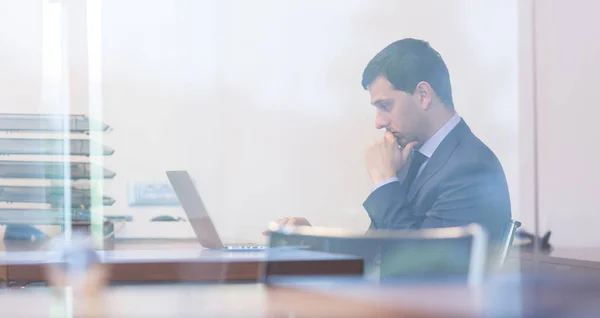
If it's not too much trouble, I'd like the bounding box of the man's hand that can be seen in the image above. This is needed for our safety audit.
[262,217,311,236]
[365,132,418,184]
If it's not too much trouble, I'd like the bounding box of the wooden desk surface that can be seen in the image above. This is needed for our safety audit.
[270,272,600,318]
[0,283,457,317]
[510,247,600,275]
[4,273,600,317]
[539,248,600,263]
[0,239,363,284]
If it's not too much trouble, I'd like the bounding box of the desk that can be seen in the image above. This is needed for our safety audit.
[509,247,600,275]
[271,272,600,317]
[0,284,403,317]
[0,240,363,285]
[3,273,600,317]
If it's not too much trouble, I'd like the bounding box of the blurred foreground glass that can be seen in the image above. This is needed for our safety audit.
[45,233,108,317]
[265,223,488,286]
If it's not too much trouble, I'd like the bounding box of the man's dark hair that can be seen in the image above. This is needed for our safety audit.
[361,38,454,109]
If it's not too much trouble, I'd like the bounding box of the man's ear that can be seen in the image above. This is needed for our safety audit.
[414,81,433,109]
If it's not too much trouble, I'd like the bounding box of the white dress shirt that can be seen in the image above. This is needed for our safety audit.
[372,112,462,191]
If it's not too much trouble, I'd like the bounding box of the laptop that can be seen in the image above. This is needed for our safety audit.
[166,170,266,251]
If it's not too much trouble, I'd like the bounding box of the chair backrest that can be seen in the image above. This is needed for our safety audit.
[265,223,489,286]
[493,219,522,269]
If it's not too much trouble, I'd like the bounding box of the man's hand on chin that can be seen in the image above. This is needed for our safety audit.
[365,132,418,184]
[262,217,311,236]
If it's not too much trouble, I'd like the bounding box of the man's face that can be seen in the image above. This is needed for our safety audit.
[368,76,425,147]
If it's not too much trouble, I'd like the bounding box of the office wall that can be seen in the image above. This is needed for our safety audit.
[0,1,42,113]
[98,0,520,242]
[0,0,520,243]
[530,0,600,247]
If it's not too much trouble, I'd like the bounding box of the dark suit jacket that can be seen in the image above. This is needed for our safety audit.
[363,119,511,242]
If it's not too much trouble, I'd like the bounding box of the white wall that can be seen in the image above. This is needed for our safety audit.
[0,0,520,244]
[0,0,41,112]
[99,0,520,243]
[530,0,600,247]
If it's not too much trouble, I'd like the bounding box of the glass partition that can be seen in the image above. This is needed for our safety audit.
[0,1,532,314]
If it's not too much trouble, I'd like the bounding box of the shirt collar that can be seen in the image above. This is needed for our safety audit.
[418,112,461,158]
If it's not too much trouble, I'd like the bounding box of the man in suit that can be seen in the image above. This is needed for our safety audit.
[270,38,511,241]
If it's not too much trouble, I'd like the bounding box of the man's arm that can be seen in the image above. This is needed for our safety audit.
[371,177,399,192]
[363,179,416,229]
[363,162,511,235]
[421,163,511,232]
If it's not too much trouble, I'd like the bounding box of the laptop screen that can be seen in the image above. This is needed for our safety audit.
[166,171,225,249]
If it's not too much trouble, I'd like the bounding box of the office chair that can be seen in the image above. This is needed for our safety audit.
[490,219,522,271]
[265,223,489,287]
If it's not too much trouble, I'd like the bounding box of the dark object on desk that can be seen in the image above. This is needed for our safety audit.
[514,229,552,253]
[151,215,184,222]
[3,224,48,242]
[3,220,115,245]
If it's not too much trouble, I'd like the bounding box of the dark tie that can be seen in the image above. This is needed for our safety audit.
[403,150,428,190]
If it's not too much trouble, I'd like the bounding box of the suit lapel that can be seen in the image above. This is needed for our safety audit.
[406,120,470,201]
